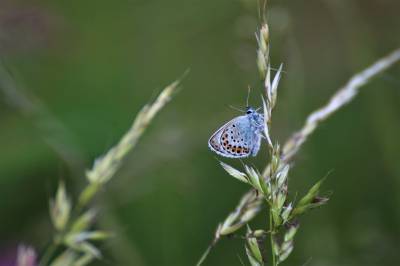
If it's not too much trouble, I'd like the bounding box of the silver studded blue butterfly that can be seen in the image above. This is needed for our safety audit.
[208,107,264,158]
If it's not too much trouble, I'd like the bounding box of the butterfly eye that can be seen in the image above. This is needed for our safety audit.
[246,106,253,114]
[246,108,253,114]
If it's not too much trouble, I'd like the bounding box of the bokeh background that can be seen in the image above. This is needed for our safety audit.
[1,0,400,265]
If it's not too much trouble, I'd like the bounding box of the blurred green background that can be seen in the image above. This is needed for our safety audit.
[1,0,400,265]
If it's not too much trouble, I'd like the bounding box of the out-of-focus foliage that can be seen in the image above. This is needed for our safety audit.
[0,0,399,265]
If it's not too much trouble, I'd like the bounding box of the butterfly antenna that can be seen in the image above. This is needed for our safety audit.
[229,105,245,113]
[246,85,251,107]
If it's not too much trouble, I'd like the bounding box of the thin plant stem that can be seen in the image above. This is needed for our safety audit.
[196,242,215,266]
[269,210,276,266]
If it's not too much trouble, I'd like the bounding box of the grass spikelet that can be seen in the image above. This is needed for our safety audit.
[80,76,184,207]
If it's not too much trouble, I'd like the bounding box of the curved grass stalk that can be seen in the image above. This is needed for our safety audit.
[39,73,187,266]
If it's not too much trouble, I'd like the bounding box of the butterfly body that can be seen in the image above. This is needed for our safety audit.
[208,107,264,158]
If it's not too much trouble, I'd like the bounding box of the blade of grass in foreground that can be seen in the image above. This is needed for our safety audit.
[40,71,188,266]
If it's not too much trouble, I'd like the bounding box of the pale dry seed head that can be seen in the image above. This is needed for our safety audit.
[276,164,290,188]
[69,242,101,259]
[281,202,293,223]
[50,182,71,231]
[265,63,272,101]
[260,24,269,49]
[220,162,249,184]
[218,190,263,236]
[284,223,299,242]
[65,231,110,244]
[262,97,273,148]
[245,235,264,266]
[49,250,78,266]
[278,245,293,263]
[245,226,263,263]
[245,165,263,192]
[270,63,283,109]
[73,253,95,266]
[257,50,268,79]
[86,78,182,185]
[70,209,98,233]
[245,247,263,266]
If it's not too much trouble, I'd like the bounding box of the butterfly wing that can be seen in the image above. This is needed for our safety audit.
[208,116,256,158]
[249,112,264,156]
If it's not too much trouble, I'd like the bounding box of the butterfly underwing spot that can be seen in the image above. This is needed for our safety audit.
[218,124,252,157]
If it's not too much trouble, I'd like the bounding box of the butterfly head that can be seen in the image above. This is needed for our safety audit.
[245,106,256,114]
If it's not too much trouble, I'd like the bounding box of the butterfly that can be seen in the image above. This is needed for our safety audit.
[208,106,265,158]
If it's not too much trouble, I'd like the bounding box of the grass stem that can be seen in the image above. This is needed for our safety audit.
[269,208,276,266]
